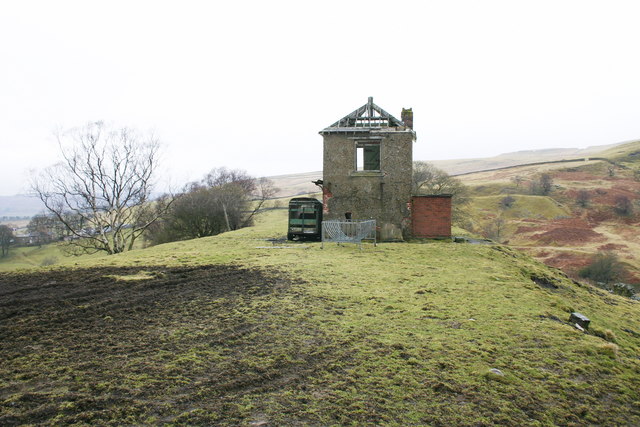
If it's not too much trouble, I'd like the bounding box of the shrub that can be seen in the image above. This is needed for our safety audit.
[529,173,554,196]
[612,282,636,297]
[145,168,277,245]
[576,190,590,208]
[614,196,633,216]
[499,196,515,209]
[578,252,624,284]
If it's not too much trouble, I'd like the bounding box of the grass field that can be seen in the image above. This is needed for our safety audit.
[2,208,640,425]
[0,243,104,272]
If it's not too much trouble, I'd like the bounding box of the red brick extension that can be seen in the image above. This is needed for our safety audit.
[411,195,452,238]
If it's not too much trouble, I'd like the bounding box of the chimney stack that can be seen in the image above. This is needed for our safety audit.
[401,108,413,129]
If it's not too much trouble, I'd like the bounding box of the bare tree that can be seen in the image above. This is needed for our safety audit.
[145,168,277,245]
[529,173,554,196]
[576,190,590,208]
[483,216,506,242]
[0,225,13,257]
[510,175,524,189]
[27,213,56,246]
[413,162,457,194]
[203,168,257,231]
[540,173,554,195]
[413,161,469,222]
[31,122,171,254]
[241,176,278,227]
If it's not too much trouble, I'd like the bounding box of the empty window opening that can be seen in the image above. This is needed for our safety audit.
[356,142,380,171]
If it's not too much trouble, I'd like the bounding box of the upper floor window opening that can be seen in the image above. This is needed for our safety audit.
[356,141,380,171]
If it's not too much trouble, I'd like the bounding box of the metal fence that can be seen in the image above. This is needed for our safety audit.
[321,219,376,249]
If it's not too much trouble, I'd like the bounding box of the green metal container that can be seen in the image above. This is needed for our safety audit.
[288,197,323,241]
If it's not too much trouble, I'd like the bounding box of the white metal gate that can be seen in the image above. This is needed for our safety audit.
[321,220,376,249]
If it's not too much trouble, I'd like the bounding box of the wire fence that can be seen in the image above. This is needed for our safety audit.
[321,219,376,249]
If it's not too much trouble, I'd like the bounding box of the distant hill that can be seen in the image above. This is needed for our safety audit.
[428,141,633,176]
[265,141,633,198]
[267,171,322,198]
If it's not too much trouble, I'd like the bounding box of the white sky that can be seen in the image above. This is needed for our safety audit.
[1,0,640,196]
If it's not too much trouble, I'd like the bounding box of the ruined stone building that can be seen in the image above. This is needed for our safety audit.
[318,97,451,241]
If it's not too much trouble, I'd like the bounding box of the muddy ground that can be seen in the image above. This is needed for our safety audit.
[0,265,338,425]
[2,262,640,425]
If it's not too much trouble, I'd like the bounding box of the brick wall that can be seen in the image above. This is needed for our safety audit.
[411,195,452,238]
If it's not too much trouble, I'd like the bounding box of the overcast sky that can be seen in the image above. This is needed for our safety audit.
[1,0,640,196]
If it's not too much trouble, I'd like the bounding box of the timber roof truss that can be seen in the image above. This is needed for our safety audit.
[321,97,406,133]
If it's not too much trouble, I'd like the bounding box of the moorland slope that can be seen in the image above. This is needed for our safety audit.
[460,140,640,285]
[266,140,634,198]
[1,209,639,425]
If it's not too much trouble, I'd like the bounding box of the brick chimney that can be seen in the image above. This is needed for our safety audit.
[401,108,413,129]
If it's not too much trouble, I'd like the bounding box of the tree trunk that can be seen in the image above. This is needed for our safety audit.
[222,202,231,231]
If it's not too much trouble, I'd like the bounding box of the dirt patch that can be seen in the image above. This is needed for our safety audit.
[587,209,616,223]
[598,243,628,251]
[530,274,560,289]
[515,224,540,234]
[544,251,592,272]
[0,265,339,425]
[531,227,605,245]
[589,184,638,205]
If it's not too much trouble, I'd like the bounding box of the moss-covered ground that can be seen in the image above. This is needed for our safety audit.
[1,209,640,425]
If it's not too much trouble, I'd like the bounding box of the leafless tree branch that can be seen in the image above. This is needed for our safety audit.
[31,122,172,254]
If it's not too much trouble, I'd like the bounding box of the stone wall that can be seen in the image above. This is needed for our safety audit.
[321,129,414,241]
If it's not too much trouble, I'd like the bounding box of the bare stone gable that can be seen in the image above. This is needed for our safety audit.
[318,97,415,241]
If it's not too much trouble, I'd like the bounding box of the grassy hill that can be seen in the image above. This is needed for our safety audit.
[427,141,633,176]
[599,140,640,165]
[459,140,640,285]
[1,208,640,425]
[267,171,322,198]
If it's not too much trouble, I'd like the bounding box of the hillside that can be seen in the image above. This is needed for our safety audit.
[262,141,633,199]
[267,171,322,198]
[459,140,640,286]
[429,141,634,176]
[1,209,640,425]
[262,140,640,287]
